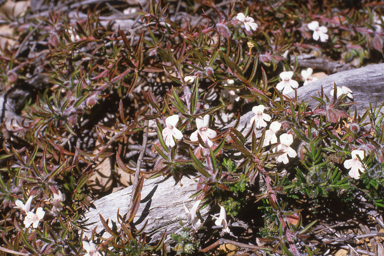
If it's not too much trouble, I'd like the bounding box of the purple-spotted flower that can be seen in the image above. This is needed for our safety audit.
[263,121,281,147]
[301,68,318,86]
[236,13,258,32]
[162,115,183,148]
[24,207,45,228]
[276,134,297,164]
[344,150,365,179]
[276,71,299,95]
[190,115,217,147]
[250,105,271,129]
[308,21,329,42]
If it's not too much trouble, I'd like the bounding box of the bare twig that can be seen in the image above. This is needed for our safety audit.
[15,21,43,58]
[128,119,149,211]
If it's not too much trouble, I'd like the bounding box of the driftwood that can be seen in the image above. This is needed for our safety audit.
[290,53,356,73]
[83,175,210,243]
[288,63,384,117]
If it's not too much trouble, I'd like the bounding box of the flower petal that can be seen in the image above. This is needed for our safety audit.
[308,21,319,31]
[205,128,217,139]
[263,113,271,122]
[318,26,328,33]
[244,23,251,32]
[236,13,245,22]
[286,147,297,158]
[280,133,293,146]
[36,207,45,220]
[280,71,293,80]
[190,130,199,142]
[312,31,320,41]
[252,105,265,114]
[290,79,299,89]
[349,168,360,179]
[344,159,353,170]
[172,128,183,140]
[352,150,364,160]
[319,32,329,42]
[166,115,179,127]
[270,121,281,132]
[276,81,285,91]
[196,115,209,129]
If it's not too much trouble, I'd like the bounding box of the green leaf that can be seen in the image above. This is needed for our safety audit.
[209,147,217,173]
[299,220,318,235]
[189,148,210,178]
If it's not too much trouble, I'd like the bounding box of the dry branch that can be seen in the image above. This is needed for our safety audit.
[83,175,210,243]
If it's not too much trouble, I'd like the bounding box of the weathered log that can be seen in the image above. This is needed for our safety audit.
[83,175,210,243]
[288,63,384,117]
[290,53,355,73]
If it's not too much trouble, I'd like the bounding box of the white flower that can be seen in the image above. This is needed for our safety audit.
[330,86,353,99]
[222,79,240,102]
[276,134,297,164]
[301,68,319,86]
[24,207,45,228]
[344,150,365,179]
[213,206,230,233]
[276,71,299,95]
[184,200,201,230]
[308,21,329,42]
[83,241,101,256]
[250,105,271,129]
[52,190,65,212]
[190,115,217,147]
[236,13,258,32]
[162,115,183,147]
[263,121,281,147]
[15,195,33,213]
[184,76,196,83]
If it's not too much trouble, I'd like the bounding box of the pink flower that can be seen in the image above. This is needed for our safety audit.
[301,68,318,86]
[213,206,230,233]
[344,150,365,179]
[250,105,271,129]
[276,71,299,95]
[83,241,101,256]
[24,207,45,228]
[184,200,201,230]
[236,13,258,32]
[162,115,183,147]
[263,121,281,147]
[276,134,297,164]
[190,115,217,147]
[308,21,329,42]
